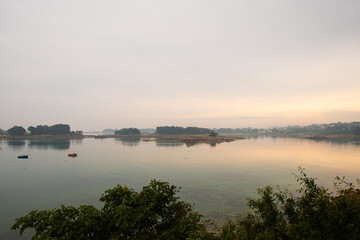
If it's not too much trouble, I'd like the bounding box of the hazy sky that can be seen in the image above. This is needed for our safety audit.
[1,0,360,131]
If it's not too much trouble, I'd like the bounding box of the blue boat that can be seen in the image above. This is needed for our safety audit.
[17,155,28,159]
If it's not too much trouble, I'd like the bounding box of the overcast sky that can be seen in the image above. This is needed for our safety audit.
[1,0,360,131]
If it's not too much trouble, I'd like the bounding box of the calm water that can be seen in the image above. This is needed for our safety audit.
[1,137,360,239]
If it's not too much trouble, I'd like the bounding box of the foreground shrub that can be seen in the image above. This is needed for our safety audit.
[218,168,360,240]
[11,180,210,240]
[12,168,360,239]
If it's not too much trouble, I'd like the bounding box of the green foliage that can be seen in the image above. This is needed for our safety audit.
[114,128,141,135]
[215,121,360,135]
[156,126,212,135]
[12,205,102,239]
[217,167,360,240]
[27,124,71,135]
[27,125,50,135]
[12,180,208,240]
[215,127,261,134]
[332,177,360,240]
[11,170,360,240]
[7,126,26,136]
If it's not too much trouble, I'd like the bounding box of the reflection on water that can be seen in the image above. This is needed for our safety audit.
[184,142,217,147]
[28,139,71,150]
[321,139,360,146]
[3,139,83,151]
[6,140,26,150]
[115,137,141,147]
[156,142,184,147]
[1,137,360,239]
[70,138,83,145]
[247,135,360,146]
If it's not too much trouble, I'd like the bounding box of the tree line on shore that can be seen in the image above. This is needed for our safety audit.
[3,125,216,136]
[12,168,360,239]
[114,128,141,135]
[3,121,360,137]
[108,126,217,136]
[215,121,360,135]
[3,124,77,136]
[156,126,215,135]
[110,122,360,136]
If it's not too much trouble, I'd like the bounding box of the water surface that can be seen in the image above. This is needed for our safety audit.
[0,137,359,239]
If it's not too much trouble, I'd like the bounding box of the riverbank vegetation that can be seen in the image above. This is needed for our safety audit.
[7,126,26,136]
[215,121,360,137]
[3,122,360,140]
[156,126,214,135]
[12,168,360,239]
[155,135,237,146]
[27,124,71,135]
[2,124,82,137]
[114,128,141,135]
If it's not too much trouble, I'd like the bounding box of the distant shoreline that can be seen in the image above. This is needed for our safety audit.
[220,132,360,140]
[94,134,243,145]
[0,135,87,140]
[1,133,359,143]
[0,134,242,145]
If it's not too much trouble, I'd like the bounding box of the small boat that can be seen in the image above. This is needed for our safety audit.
[68,153,78,157]
[17,155,28,159]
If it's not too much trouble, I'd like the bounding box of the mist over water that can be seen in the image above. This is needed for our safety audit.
[1,137,360,239]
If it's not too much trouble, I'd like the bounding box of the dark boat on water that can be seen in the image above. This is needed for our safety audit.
[68,153,78,157]
[17,155,28,159]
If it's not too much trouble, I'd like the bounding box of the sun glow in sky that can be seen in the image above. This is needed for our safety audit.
[1,0,360,131]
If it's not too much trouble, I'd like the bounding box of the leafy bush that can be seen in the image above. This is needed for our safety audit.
[114,128,141,135]
[7,126,26,136]
[27,124,71,135]
[156,126,212,135]
[12,169,360,239]
[218,168,360,240]
[12,180,210,240]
